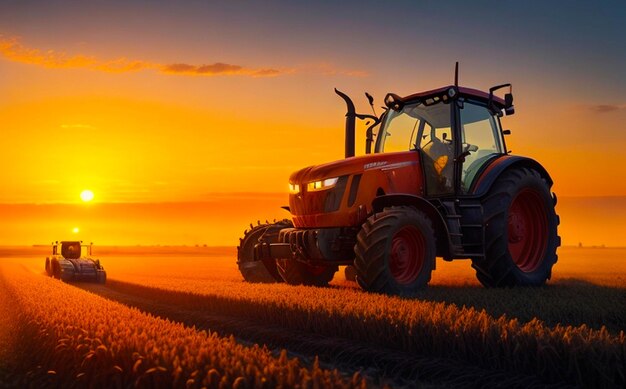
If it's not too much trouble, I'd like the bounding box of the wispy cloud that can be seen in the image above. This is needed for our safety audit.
[0,36,367,78]
[0,37,151,73]
[587,104,626,113]
[0,36,282,77]
[161,62,281,77]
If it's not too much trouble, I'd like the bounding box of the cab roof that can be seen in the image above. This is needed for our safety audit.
[402,85,506,108]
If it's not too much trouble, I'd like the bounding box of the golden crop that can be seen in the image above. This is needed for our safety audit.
[3,246,624,387]
[105,271,625,388]
[0,263,367,388]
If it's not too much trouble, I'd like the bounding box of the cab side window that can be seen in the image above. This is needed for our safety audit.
[460,102,504,191]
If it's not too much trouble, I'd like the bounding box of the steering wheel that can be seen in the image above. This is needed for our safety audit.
[462,143,478,153]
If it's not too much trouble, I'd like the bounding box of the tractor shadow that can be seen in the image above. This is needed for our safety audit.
[412,278,625,334]
[332,276,625,333]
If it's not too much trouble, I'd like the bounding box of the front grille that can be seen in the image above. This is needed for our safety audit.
[291,175,349,216]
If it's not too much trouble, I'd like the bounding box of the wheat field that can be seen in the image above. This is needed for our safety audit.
[0,245,624,387]
[0,261,367,388]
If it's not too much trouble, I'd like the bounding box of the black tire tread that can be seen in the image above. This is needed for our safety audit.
[471,168,560,287]
[354,206,436,296]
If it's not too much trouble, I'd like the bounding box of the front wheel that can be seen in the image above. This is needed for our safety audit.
[96,270,107,284]
[52,260,61,279]
[471,168,560,287]
[354,206,435,296]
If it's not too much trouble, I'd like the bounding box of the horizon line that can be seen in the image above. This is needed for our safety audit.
[1,193,625,206]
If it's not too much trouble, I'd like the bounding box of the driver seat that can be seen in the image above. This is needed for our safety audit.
[422,137,454,194]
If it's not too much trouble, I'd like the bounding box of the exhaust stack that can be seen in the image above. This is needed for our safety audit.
[334,88,356,158]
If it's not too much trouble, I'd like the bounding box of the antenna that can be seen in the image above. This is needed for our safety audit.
[454,62,459,87]
[365,92,377,116]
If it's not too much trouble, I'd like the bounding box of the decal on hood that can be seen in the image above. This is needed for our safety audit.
[364,161,388,170]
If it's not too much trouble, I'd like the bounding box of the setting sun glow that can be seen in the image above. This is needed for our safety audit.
[80,190,94,202]
[72,227,79,234]
[0,1,623,247]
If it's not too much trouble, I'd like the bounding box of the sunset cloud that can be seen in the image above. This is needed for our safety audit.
[161,62,281,77]
[588,104,626,113]
[0,36,364,78]
[0,36,281,77]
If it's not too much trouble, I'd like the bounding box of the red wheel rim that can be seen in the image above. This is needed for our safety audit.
[389,225,424,285]
[508,188,548,273]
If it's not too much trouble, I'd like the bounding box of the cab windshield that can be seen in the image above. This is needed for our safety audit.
[375,100,452,154]
[376,99,454,195]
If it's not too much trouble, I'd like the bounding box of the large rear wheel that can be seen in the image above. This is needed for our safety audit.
[96,270,107,284]
[354,206,435,296]
[472,168,560,287]
[237,220,292,283]
[276,259,337,286]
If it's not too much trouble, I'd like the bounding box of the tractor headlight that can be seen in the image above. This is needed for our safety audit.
[307,177,339,192]
[289,183,300,194]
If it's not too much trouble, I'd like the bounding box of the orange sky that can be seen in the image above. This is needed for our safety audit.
[0,1,625,245]
[0,196,623,247]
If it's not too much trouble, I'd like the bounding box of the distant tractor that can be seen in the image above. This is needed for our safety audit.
[45,241,107,283]
[237,64,560,295]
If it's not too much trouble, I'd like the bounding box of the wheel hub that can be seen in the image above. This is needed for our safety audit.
[389,225,424,285]
[507,188,548,273]
[508,212,526,243]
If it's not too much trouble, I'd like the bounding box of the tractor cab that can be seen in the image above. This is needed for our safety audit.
[52,241,92,259]
[375,85,510,196]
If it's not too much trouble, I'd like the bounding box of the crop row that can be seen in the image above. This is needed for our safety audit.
[107,274,626,388]
[98,248,626,333]
[0,262,367,388]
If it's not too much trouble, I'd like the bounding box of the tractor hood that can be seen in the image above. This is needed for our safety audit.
[288,151,423,228]
[290,152,415,185]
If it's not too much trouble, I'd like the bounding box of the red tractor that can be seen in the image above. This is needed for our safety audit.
[238,65,560,295]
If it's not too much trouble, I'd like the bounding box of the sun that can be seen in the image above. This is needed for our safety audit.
[80,189,94,202]
[72,227,80,234]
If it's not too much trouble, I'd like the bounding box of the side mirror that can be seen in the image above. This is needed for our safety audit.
[488,83,513,115]
[504,93,514,115]
[505,93,513,107]
[502,129,511,135]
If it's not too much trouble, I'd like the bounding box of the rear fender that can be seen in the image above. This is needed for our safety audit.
[372,194,452,260]
[471,155,553,196]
